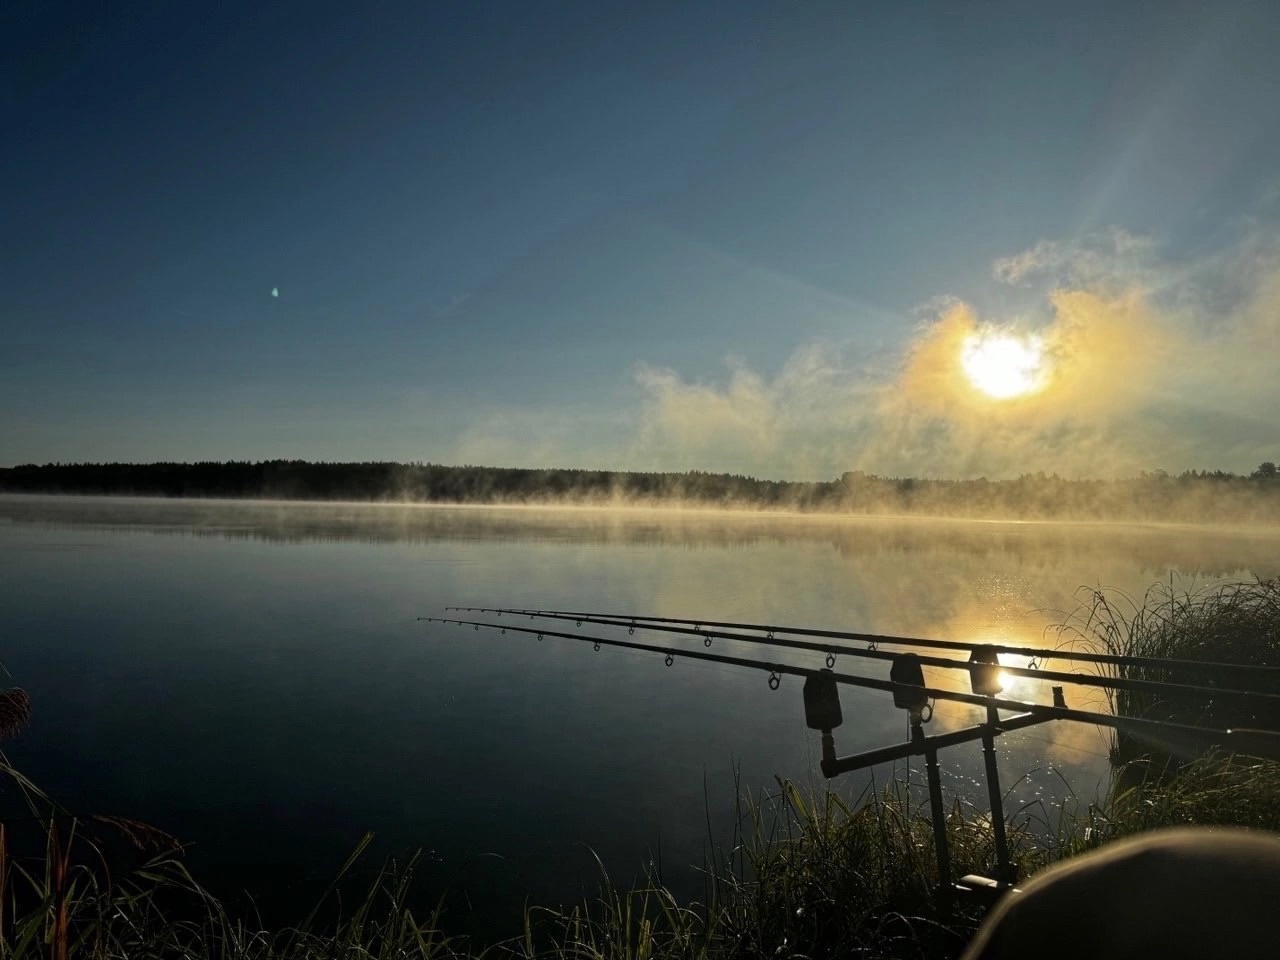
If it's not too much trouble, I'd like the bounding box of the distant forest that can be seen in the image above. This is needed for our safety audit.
[3,459,1280,523]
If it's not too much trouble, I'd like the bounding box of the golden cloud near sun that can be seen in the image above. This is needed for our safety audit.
[887,293,1177,429]
[868,291,1183,476]
[960,330,1048,399]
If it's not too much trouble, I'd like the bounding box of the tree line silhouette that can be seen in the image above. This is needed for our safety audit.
[1,460,1278,522]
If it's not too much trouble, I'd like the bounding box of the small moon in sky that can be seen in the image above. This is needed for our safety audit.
[271,287,279,298]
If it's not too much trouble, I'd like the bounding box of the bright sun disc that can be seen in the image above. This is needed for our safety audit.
[961,332,1046,398]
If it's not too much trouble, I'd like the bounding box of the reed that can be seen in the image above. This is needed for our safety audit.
[1052,578,1280,770]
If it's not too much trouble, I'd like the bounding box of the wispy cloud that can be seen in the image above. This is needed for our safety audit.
[991,228,1156,287]
[628,347,878,478]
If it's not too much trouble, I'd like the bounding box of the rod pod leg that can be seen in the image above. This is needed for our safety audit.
[925,745,952,908]
[982,706,1013,882]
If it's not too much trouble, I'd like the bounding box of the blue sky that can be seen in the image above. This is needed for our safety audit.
[4,1,1279,477]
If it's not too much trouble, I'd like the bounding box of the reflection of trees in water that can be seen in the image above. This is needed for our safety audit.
[824,524,1280,581]
[3,497,1277,582]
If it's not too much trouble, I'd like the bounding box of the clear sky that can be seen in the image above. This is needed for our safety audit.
[5,1,1279,478]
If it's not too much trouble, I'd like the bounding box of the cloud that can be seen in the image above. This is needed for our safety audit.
[992,228,1156,288]
[992,240,1060,285]
[627,226,1280,479]
[629,347,876,478]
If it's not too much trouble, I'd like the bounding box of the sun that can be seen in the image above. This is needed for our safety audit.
[961,331,1047,399]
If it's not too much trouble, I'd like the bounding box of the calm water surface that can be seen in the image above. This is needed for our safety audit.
[2,495,1278,917]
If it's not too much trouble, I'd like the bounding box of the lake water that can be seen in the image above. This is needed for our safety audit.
[2,495,1278,922]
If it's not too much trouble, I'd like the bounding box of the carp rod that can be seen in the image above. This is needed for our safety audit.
[453,606,1280,684]
[442,608,1280,709]
[419,615,1280,760]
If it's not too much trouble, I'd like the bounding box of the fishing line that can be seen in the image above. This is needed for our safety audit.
[419,616,1280,758]
[466,606,1280,683]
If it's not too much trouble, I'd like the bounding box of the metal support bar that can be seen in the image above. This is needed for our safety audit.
[820,711,1046,777]
[982,706,1013,883]
[822,709,1039,896]
[925,744,952,904]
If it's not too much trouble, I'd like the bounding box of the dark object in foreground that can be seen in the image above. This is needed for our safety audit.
[960,827,1280,959]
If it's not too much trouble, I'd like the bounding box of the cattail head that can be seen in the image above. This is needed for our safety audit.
[0,688,31,739]
[92,815,183,852]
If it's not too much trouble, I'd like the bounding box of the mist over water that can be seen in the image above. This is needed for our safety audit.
[2,495,1278,918]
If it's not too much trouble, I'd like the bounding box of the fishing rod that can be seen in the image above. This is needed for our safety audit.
[466,606,1280,683]
[419,616,1280,757]
[422,612,1280,902]
[444,608,1280,709]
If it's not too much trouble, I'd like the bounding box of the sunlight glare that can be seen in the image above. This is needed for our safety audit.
[961,331,1046,399]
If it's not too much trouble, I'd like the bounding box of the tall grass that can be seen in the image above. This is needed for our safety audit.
[1052,578,1280,770]
[706,779,1033,960]
[0,753,1277,960]
[528,755,1280,960]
